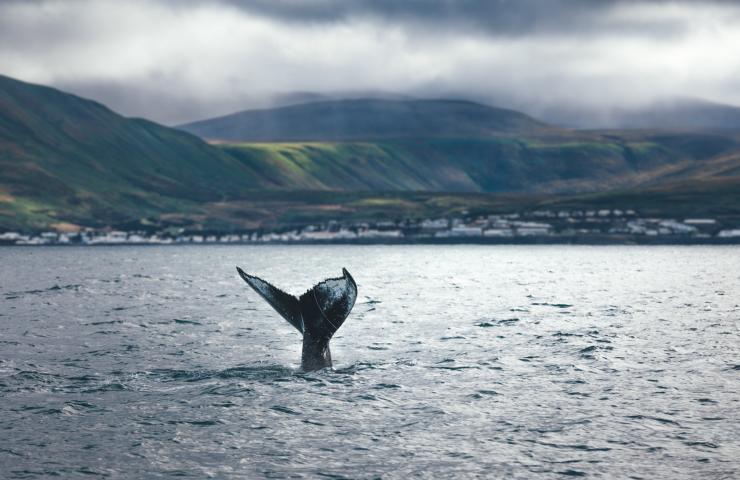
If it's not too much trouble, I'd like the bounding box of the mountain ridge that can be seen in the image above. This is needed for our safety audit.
[1,74,740,231]
[179,89,740,132]
[532,96,740,130]
[0,74,267,229]
[177,98,552,142]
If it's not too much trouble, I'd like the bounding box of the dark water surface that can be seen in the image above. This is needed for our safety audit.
[1,245,738,478]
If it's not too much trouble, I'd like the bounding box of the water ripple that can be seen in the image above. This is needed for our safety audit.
[1,245,738,478]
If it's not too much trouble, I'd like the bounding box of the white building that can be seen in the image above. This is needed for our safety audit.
[718,229,740,238]
[483,228,514,237]
[659,220,697,234]
[359,229,402,238]
[334,229,358,239]
[515,222,552,236]
[421,218,449,230]
[684,219,716,226]
[449,226,483,237]
[300,231,337,241]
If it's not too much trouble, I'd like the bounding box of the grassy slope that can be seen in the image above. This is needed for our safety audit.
[192,178,740,231]
[194,138,740,230]
[201,136,740,230]
[218,131,739,194]
[5,131,739,231]
[2,74,740,232]
[0,75,265,230]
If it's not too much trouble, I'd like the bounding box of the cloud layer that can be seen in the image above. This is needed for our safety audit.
[1,0,739,124]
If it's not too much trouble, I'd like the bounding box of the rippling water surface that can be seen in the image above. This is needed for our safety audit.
[1,245,739,478]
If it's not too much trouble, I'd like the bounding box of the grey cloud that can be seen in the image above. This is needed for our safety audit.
[52,78,245,125]
[1,0,740,125]
[203,0,699,38]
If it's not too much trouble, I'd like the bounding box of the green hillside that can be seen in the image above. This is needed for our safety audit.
[2,74,740,232]
[219,132,740,193]
[169,178,740,232]
[0,74,267,230]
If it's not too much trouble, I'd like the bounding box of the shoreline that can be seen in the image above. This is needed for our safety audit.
[3,235,740,246]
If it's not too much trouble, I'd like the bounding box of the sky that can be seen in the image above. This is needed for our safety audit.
[1,0,740,125]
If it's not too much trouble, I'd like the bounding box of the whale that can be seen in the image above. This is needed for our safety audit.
[236,267,358,371]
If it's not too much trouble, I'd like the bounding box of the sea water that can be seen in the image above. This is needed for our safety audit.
[1,245,738,478]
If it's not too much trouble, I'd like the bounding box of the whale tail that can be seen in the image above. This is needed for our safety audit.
[236,267,304,333]
[236,267,357,369]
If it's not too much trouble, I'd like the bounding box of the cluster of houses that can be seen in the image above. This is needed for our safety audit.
[2,209,740,245]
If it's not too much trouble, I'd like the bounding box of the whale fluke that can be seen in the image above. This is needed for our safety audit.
[236,267,358,371]
[236,268,304,333]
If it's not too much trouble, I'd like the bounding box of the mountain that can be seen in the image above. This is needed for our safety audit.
[267,90,416,109]
[535,97,740,130]
[2,74,740,232]
[177,98,550,142]
[0,74,267,230]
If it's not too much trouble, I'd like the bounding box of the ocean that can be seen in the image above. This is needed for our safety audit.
[1,245,738,478]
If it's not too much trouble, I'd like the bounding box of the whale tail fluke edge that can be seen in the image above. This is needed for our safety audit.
[299,268,357,340]
[236,267,304,333]
[236,267,358,341]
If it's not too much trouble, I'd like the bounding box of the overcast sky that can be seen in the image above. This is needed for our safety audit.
[1,0,739,124]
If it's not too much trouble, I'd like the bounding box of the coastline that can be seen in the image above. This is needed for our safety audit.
[3,235,740,246]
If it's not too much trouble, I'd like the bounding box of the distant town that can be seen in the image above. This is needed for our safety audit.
[2,208,740,246]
